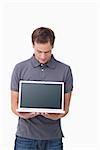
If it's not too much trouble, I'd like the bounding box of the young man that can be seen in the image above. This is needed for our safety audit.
[11,27,73,150]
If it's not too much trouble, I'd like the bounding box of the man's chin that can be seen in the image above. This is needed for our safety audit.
[40,60,47,64]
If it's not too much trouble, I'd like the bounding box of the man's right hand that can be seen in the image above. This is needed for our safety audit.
[18,112,40,119]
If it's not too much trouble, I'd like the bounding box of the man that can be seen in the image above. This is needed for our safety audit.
[11,27,73,150]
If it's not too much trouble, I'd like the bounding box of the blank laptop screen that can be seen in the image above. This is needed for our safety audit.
[19,81,64,109]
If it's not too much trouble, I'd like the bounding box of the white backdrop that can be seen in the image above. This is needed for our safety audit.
[0,1,99,150]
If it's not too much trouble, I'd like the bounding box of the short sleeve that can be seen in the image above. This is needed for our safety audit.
[10,64,20,92]
[64,66,73,93]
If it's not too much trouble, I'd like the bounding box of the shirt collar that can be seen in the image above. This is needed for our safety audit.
[46,55,56,69]
[31,54,56,69]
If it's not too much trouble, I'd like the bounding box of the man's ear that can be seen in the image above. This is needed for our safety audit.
[32,44,34,48]
[52,44,54,48]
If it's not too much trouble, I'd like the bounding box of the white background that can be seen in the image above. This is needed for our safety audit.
[0,0,99,150]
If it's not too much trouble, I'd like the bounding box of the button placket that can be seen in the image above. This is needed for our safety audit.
[40,64,46,79]
[40,64,44,72]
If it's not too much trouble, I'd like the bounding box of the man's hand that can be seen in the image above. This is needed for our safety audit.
[40,112,67,120]
[18,112,40,119]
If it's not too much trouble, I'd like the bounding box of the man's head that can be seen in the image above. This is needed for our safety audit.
[31,27,55,64]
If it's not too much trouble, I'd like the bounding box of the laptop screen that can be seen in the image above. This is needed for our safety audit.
[17,80,64,113]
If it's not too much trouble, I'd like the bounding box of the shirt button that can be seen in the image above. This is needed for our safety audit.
[41,64,43,67]
[41,69,44,71]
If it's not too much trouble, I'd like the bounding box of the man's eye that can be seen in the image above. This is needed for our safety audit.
[38,51,42,53]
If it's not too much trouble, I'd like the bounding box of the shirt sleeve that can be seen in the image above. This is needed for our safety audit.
[64,66,73,93]
[10,64,20,92]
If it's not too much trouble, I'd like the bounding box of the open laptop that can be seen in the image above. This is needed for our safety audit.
[17,80,65,113]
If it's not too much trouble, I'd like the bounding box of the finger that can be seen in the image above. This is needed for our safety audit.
[41,112,47,115]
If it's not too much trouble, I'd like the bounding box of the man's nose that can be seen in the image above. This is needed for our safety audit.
[41,53,46,59]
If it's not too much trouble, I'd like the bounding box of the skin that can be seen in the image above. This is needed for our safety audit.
[11,41,72,120]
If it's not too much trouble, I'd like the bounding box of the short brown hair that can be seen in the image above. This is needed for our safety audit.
[31,27,55,46]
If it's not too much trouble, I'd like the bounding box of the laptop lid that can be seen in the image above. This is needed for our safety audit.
[17,80,65,113]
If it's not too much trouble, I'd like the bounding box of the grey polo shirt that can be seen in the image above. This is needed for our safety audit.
[11,55,73,140]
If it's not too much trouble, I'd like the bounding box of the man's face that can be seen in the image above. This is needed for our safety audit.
[33,42,53,64]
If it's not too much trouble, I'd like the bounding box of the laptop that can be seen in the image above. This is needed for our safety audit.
[17,80,65,113]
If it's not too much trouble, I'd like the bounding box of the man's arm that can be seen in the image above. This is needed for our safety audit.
[41,92,72,120]
[11,91,19,116]
[11,91,40,119]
